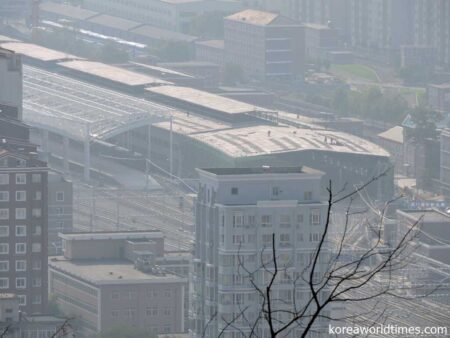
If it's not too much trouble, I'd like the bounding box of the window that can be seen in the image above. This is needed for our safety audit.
[163,307,171,316]
[297,214,304,225]
[32,260,41,270]
[56,192,64,202]
[32,277,41,287]
[146,307,158,316]
[15,208,26,220]
[233,212,243,227]
[310,209,321,226]
[0,226,9,237]
[32,208,41,218]
[17,295,26,306]
[31,295,41,305]
[15,225,26,237]
[15,174,26,184]
[111,310,119,318]
[232,235,244,244]
[111,291,120,300]
[15,243,26,254]
[231,187,239,195]
[262,234,272,244]
[124,308,136,318]
[15,260,26,272]
[32,226,42,236]
[16,278,26,289]
[280,215,291,227]
[310,233,321,242]
[31,174,41,183]
[0,209,9,220]
[272,186,280,197]
[261,215,272,227]
[304,191,312,200]
[147,290,157,298]
[280,233,290,242]
[34,191,41,201]
[0,174,9,185]
[0,244,8,254]
[0,261,9,272]
[0,278,9,289]
[15,191,26,201]
[164,290,172,297]
[0,191,9,202]
[32,243,41,253]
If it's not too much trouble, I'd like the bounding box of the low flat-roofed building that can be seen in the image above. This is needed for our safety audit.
[49,230,187,336]
[195,39,224,66]
[39,2,98,23]
[57,60,170,91]
[157,62,221,88]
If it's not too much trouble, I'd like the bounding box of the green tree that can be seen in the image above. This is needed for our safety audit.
[223,63,244,85]
[93,326,156,338]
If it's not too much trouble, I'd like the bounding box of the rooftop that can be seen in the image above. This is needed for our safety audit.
[58,60,170,87]
[398,209,450,223]
[429,83,450,89]
[195,39,225,49]
[40,2,98,21]
[87,14,141,31]
[59,230,164,241]
[49,258,185,285]
[378,126,404,144]
[23,66,170,141]
[225,9,298,26]
[130,25,197,43]
[190,125,390,158]
[0,42,82,62]
[146,85,274,115]
[198,166,322,176]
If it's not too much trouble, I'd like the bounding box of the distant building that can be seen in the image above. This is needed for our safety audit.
[82,0,241,32]
[47,174,73,256]
[303,23,339,60]
[401,45,437,68]
[194,40,224,66]
[377,126,405,176]
[428,83,450,113]
[191,166,330,337]
[0,293,73,338]
[0,48,22,120]
[224,9,305,80]
[0,0,29,21]
[48,231,188,337]
[440,129,450,197]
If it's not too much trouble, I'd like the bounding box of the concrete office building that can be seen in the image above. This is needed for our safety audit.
[47,173,73,256]
[191,166,329,337]
[224,9,305,80]
[48,231,187,336]
[82,0,241,32]
[303,23,339,60]
[0,48,22,120]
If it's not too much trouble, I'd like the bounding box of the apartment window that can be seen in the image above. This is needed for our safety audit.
[0,278,9,289]
[15,174,26,184]
[17,295,26,306]
[31,295,41,305]
[0,209,9,220]
[0,261,9,272]
[124,309,136,318]
[164,290,172,297]
[231,187,239,195]
[280,233,290,242]
[15,208,26,220]
[304,191,313,201]
[280,215,291,227]
[0,191,9,202]
[32,208,41,218]
[146,307,158,316]
[0,174,9,185]
[232,235,244,244]
[16,260,26,272]
[310,233,321,242]
[310,209,321,225]
[272,186,280,197]
[0,244,9,254]
[147,290,157,298]
[247,215,255,226]
[31,174,41,183]
[0,158,7,167]
[16,278,26,289]
[56,192,64,202]
[233,212,243,227]
[111,291,120,300]
[32,260,41,270]
[15,243,26,254]
[34,191,41,201]
[262,234,272,244]
[163,307,171,316]
[32,243,41,253]
[261,215,272,227]
[111,310,119,318]
[15,225,26,237]
[32,225,42,236]
[32,277,41,287]
[125,291,137,300]
[15,191,26,202]
[0,226,9,237]
[297,214,304,225]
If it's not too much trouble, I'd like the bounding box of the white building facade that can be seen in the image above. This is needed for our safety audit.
[191,167,329,338]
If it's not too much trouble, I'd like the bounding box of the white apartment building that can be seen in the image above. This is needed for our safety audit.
[191,166,329,338]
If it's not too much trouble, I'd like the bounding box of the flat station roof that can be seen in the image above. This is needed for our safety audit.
[147,85,274,115]
[40,2,98,21]
[0,42,82,62]
[58,60,171,87]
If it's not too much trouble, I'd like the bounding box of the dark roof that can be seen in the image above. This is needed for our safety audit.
[199,166,322,176]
